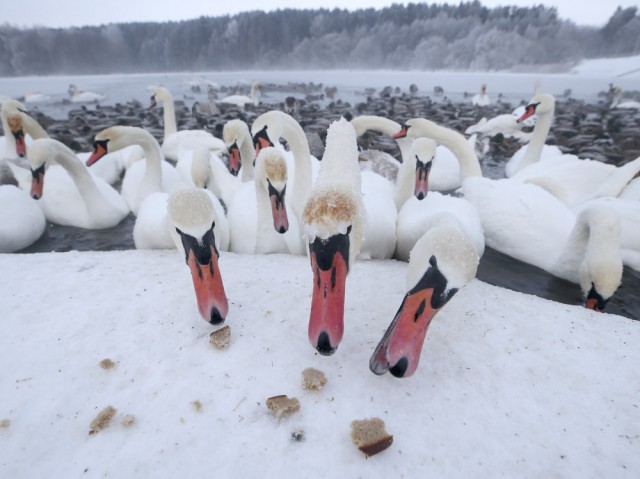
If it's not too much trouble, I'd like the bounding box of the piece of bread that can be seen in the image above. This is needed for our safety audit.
[99,358,116,369]
[210,325,231,349]
[301,367,327,391]
[350,417,393,457]
[266,395,300,418]
[89,405,117,435]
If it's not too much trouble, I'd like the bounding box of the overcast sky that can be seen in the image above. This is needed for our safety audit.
[4,0,637,29]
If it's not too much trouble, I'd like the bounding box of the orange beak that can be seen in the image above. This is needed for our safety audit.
[370,255,457,378]
[12,128,27,157]
[392,125,409,139]
[307,230,351,355]
[517,103,538,123]
[30,164,45,199]
[87,140,109,166]
[268,182,289,234]
[414,160,431,200]
[228,142,241,176]
[186,246,229,325]
[585,284,607,313]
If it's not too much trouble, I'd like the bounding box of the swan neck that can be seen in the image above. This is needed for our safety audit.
[519,109,553,170]
[416,121,481,179]
[161,94,178,137]
[239,136,256,182]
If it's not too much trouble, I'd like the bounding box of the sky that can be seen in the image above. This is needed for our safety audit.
[3,0,638,29]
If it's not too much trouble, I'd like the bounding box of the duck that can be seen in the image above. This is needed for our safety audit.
[87,126,182,215]
[68,83,105,103]
[226,146,304,255]
[219,81,262,108]
[167,188,230,325]
[222,119,255,180]
[149,86,226,161]
[506,94,640,205]
[251,110,317,221]
[302,118,365,355]
[395,138,484,262]
[393,118,622,311]
[369,223,479,378]
[27,138,129,229]
[0,183,46,253]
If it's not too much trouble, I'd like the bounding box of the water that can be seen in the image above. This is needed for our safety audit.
[3,69,639,321]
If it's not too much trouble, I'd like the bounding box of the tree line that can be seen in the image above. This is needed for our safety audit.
[0,1,638,76]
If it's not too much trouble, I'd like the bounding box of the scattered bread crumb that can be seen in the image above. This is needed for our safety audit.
[210,325,231,349]
[120,414,135,428]
[350,417,393,457]
[266,395,300,418]
[89,406,117,435]
[301,367,327,391]
[99,358,116,369]
[0,419,10,428]
[192,400,203,412]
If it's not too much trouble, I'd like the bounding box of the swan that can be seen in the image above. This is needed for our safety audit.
[369,223,479,378]
[222,119,255,180]
[302,118,365,355]
[507,94,640,205]
[167,188,230,325]
[1,99,48,159]
[392,118,622,311]
[219,81,262,108]
[463,178,623,311]
[251,110,316,221]
[68,83,105,103]
[471,83,491,106]
[27,138,129,229]
[358,169,397,260]
[87,126,182,215]
[0,184,46,253]
[24,92,50,104]
[351,114,462,194]
[465,106,534,143]
[395,138,484,262]
[150,86,226,161]
[227,146,304,255]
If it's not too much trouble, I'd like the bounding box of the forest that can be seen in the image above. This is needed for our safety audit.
[0,1,638,76]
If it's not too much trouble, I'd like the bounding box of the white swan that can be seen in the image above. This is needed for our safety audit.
[167,188,230,325]
[393,117,623,311]
[87,126,182,215]
[24,92,50,104]
[302,118,365,355]
[465,107,534,143]
[68,83,105,103]
[222,119,255,180]
[471,83,491,106]
[506,94,640,205]
[27,138,129,229]
[0,184,46,253]
[1,100,48,160]
[227,146,304,255]
[150,86,226,161]
[219,81,262,107]
[395,138,484,262]
[370,223,479,378]
[251,110,316,221]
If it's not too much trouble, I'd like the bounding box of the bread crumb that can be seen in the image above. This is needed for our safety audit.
[120,414,135,428]
[266,395,300,418]
[210,325,231,349]
[350,417,393,457]
[192,400,203,412]
[0,419,10,428]
[89,406,117,435]
[99,358,116,369]
[301,367,327,391]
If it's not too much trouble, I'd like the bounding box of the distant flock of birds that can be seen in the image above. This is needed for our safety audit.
[1,80,639,378]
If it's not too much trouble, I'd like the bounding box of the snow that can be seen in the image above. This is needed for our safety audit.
[570,54,640,77]
[1,249,639,478]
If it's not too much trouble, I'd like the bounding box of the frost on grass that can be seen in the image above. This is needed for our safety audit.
[301,367,327,391]
[210,325,231,349]
[89,406,117,435]
[266,395,300,418]
[350,417,393,457]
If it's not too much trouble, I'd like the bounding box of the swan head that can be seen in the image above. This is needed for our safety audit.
[5,113,27,158]
[251,124,274,159]
[168,188,229,325]
[87,126,156,166]
[409,138,437,200]
[68,84,78,96]
[517,93,555,123]
[26,139,74,200]
[255,146,290,234]
[223,119,250,176]
[149,86,172,109]
[302,118,363,356]
[392,118,435,140]
[370,224,479,378]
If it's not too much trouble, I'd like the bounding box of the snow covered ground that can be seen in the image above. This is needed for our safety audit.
[571,54,640,77]
[1,250,639,478]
